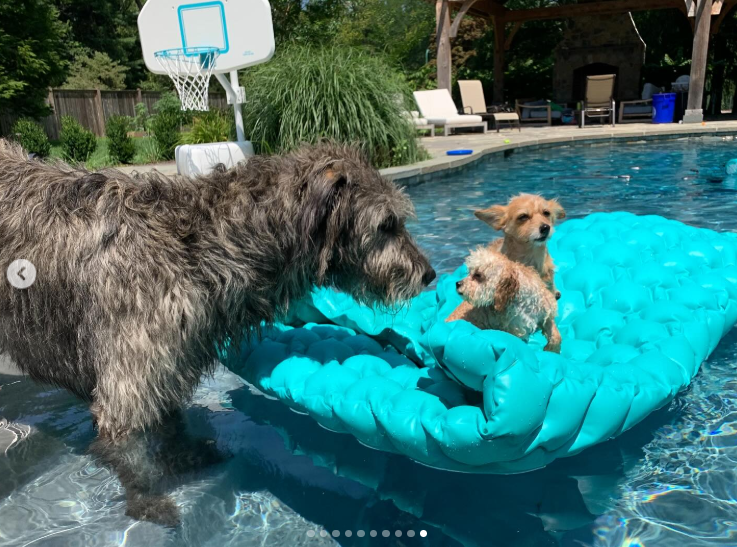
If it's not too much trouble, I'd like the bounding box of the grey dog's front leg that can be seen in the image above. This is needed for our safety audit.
[90,410,224,526]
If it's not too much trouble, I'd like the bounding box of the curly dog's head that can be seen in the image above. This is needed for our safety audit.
[456,247,519,313]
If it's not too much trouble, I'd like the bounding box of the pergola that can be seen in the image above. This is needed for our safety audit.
[434,0,737,122]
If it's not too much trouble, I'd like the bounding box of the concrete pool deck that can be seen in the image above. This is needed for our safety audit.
[116,120,737,180]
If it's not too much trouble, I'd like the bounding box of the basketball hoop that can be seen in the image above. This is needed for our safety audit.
[155,47,220,111]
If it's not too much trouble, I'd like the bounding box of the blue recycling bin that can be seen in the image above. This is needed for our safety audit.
[652,93,676,124]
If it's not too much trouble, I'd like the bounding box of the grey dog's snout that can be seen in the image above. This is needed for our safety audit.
[422,268,437,285]
[456,280,463,292]
[540,223,551,236]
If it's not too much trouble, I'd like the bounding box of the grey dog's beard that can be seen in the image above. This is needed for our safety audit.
[337,277,424,311]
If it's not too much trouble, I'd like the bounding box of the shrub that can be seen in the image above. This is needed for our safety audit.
[150,93,186,160]
[106,115,136,164]
[133,103,150,132]
[242,45,423,168]
[11,119,51,157]
[60,116,97,162]
[180,109,233,145]
[150,111,181,160]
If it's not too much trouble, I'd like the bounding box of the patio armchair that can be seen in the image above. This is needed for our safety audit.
[619,83,661,124]
[515,99,561,126]
[413,89,487,137]
[580,74,616,127]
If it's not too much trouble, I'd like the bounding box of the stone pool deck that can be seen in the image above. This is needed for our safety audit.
[117,120,737,180]
[381,120,737,182]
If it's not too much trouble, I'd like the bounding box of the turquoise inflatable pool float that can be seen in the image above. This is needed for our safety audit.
[222,212,737,473]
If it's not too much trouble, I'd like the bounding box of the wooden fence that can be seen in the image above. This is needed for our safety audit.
[0,89,228,140]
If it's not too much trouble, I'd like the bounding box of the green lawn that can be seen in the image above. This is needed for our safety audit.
[50,136,162,170]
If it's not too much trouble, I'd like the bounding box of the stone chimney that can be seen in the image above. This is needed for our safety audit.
[553,12,646,104]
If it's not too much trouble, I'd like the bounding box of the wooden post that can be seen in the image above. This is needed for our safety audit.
[492,16,506,103]
[436,0,452,91]
[684,0,713,123]
[136,88,143,104]
[94,88,106,136]
[46,88,58,141]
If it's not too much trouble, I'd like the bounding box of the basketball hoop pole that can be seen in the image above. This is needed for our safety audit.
[215,71,246,142]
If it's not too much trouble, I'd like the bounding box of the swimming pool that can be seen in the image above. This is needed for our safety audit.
[2,137,737,546]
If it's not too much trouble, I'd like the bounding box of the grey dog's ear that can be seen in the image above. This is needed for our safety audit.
[475,205,507,231]
[298,161,350,282]
[494,268,519,313]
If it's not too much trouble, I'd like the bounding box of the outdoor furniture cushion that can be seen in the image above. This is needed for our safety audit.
[222,212,737,473]
[424,114,483,125]
[520,99,548,119]
[413,89,483,125]
[530,110,562,120]
[492,113,519,122]
[623,105,653,115]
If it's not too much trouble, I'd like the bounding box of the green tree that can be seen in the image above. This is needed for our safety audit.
[633,10,693,90]
[51,0,144,87]
[270,0,348,45]
[336,0,434,71]
[0,0,70,117]
[63,51,128,90]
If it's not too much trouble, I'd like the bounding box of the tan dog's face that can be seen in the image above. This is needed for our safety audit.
[475,194,565,246]
[456,247,518,311]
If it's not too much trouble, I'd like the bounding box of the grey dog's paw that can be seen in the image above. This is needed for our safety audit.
[126,494,180,527]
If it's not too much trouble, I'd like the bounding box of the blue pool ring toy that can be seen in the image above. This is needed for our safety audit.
[222,212,737,473]
[447,149,473,156]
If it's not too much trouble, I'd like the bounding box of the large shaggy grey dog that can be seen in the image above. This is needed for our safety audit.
[0,139,434,524]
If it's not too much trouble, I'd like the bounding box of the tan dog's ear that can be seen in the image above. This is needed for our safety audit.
[549,199,566,222]
[475,205,507,231]
[494,269,519,312]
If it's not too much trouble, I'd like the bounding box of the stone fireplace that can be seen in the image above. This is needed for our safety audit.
[553,13,645,105]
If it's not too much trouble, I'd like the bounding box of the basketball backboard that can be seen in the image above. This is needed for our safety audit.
[138,0,275,75]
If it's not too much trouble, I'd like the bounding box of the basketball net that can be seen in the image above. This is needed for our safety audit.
[155,47,220,111]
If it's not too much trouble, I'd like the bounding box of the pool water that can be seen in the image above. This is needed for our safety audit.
[3,137,737,547]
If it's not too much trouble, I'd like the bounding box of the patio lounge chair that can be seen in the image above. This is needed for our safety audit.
[459,80,520,131]
[405,110,435,137]
[580,74,616,127]
[396,94,435,137]
[619,83,660,124]
[458,80,494,122]
[413,89,487,137]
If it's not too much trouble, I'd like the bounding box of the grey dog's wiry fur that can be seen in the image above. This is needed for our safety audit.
[0,139,434,524]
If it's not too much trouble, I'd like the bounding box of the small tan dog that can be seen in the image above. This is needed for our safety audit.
[446,247,561,353]
[475,193,565,299]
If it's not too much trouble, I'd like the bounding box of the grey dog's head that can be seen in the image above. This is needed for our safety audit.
[291,143,435,306]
